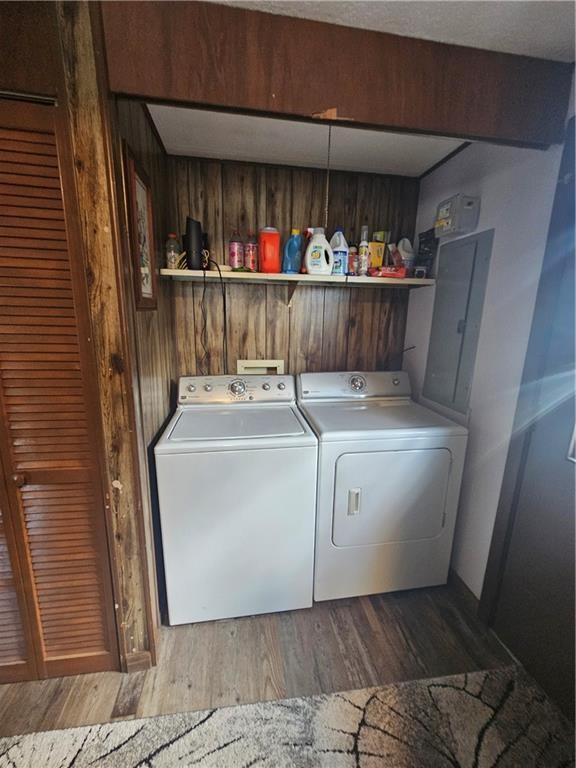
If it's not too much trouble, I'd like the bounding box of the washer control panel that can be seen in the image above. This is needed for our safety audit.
[178,375,295,404]
[298,371,411,400]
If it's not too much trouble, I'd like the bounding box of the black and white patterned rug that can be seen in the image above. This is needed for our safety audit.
[0,666,573,767]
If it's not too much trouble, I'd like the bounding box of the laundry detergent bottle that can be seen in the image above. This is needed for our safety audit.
[282,228,303,274]
[304,228,334,275]
[329,227,349,275]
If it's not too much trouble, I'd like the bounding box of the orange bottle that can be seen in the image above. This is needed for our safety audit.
[259,227,281,273]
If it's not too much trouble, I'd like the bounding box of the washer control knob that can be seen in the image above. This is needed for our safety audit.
[277,382,286,390]
[229,379,246,396]
[204,384,213,392]
[187,384,196,393]
[262,383,271,391]
[392,377,400,386]
[350,375,366,392]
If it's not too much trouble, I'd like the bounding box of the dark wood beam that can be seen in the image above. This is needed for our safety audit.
[100,1,573,148]
[0,2,61,98]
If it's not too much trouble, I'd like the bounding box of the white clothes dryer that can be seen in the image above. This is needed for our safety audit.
[297,371,468,601]
[155,375,317,625]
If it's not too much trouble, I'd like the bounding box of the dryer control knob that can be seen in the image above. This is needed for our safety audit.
[350,375,366,392]
[204,384,213,392]
[262,383,271,391]
[229,379,246,396]
[187,384,196,392]
[392,377,400,386]
[277,382,286,390]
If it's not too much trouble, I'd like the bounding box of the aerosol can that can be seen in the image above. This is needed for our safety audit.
[358,225,370,276]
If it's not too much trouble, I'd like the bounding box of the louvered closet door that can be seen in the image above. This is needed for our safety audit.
[0,99,119,679]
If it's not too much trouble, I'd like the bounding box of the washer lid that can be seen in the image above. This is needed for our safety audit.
[299,400,468,440]
[169,406,305,441]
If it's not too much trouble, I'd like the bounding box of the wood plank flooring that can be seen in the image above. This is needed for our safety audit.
[0,585,511,737]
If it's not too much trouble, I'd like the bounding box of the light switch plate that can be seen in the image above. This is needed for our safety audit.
[237,359,285,375]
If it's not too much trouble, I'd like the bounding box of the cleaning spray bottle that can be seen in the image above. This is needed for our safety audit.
[305,228,334,275]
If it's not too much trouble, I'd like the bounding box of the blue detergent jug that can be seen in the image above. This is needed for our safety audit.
[282,229,303,274]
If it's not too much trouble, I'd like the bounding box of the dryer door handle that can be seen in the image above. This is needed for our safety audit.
[348,488,361,516]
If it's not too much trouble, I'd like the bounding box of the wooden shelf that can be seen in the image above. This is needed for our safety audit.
[160,269,435,289]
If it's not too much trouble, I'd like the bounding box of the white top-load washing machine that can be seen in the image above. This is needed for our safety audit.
[297,371,468,602]
[155,375,317,625]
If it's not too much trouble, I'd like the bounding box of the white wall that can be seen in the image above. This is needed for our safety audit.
[404,141,563,598]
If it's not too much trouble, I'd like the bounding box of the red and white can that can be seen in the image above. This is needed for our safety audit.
[348,245,359,275]
[228,231,244,269]
[244,236,258,271]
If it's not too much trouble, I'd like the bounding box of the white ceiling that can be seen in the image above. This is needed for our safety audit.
[148,105,465,176]
[210,1,575,62]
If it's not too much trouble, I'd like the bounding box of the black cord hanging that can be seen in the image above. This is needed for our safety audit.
[199,268,209,376]
[208,258,228,374]
[198,246,229,376]
[324,125,332,231]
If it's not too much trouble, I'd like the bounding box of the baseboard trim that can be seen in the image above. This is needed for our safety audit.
[448,568,481,619]
[448,569,515,665]
[124,651,153,673]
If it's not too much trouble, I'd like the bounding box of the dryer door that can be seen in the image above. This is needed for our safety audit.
[333,449,451,547]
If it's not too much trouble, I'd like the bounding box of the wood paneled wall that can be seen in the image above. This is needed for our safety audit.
[100,1,573,147]
[116,101,175,445]
[115,100,176,639]
[167,157,419,376]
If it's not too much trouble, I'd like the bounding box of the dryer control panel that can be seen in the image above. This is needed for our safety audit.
[178,375,295,405]
[298,371,412,401]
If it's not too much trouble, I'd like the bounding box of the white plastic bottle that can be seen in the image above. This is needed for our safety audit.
[358,225,370,276]
[165,233,181,270]
[305,228,334,275]
[329,228,348,276]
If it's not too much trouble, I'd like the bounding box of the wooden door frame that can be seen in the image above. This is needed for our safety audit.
[54,0,157,669]
[52,97,122,674]
[89,0,160,660]
[479,117,575,624]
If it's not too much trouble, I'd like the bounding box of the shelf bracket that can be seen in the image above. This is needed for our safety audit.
[286,283,299,307]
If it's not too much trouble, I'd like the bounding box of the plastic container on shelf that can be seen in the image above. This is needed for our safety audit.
[282,229,303,274]
[398,238,416,276]
[259,227,281,273]
[329,228,348,276]
[165,233,180,269]
[304,228,334,275]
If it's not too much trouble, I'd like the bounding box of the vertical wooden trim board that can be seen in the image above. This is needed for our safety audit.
[55,2,155,670]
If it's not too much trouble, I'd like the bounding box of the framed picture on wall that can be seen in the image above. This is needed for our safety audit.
[123,142,157,310]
